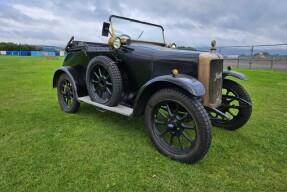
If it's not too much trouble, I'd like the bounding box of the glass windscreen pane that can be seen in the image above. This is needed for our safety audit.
[111,17,164,43]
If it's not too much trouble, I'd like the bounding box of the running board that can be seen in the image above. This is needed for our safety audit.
[78,96,133,117]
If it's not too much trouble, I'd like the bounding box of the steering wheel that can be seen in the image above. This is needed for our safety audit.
[65,36,74,52]
[118,34,131,39]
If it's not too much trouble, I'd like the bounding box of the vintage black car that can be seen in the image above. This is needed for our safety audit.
[53,15,252,164]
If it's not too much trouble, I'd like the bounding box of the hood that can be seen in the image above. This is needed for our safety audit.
[128,42,202,63]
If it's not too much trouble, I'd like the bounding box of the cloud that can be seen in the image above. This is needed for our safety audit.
[0,0,286,47]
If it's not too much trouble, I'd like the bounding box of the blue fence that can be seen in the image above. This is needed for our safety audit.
[31,51,56,56]
[1,51,64,56]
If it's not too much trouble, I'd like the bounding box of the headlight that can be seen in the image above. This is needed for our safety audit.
[108,37,122,50]
[113,37,121,49]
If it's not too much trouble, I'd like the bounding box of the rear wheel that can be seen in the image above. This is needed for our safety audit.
[57,73,80,113]
[86,56,122,107]
[145,88,212,164]
[210,79,252,130]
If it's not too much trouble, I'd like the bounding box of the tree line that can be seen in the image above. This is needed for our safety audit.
[177,46,196,51]
[0,42,43,51]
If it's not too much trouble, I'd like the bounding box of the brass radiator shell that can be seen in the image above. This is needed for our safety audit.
[198,53,223,108]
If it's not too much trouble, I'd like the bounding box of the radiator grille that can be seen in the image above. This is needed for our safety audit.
[209,60,223,107]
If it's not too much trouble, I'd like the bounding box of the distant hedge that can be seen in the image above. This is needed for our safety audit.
[177,46,196,51]
[0,42,43,51]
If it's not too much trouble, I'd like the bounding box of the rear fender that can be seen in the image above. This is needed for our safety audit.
[132,74,205,115]
[53,65,87,98]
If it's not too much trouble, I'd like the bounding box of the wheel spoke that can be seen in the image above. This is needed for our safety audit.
[169,134,174,146]
[93,85,99,93]
[181,123,195,130]
[93,72,99,79]
[178,112,188,121]
[106,81,112,86]
[221,104,241,109]
[227,110,236,117]
[69,99,72,106]
[159,129,169,137]
[105,91,110,100]
[155,119,166,125]
[106,87,112,95]
[64,97,68,104]
[182,131,194,144]
[98,68,102,77]
[67,98,71,106]
[174,104,180,115]
[166,103,173,116]
[160,106,167,111]
[104,74,110,80]
[213,113,219,118]
[99,90,103,98]
[222,95,236,103]
[177,135,184,149]
[104,91,110,100]
[92,80,98,84]
[226,90,230,96]
[158,110,168,119]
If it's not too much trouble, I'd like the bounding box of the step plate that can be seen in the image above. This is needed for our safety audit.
[78,96,133,117]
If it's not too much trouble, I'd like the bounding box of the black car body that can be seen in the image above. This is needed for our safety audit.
[53,15,252,164]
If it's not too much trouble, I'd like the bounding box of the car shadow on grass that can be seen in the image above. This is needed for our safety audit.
[76,103,146,135]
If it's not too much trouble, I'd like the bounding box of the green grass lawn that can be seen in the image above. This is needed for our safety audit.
[0,56,286,191]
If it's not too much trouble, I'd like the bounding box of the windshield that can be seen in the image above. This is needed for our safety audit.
[110,16,165,44]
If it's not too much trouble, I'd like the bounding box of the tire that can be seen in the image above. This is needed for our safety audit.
[57,73,80,113]
[145,88,212,164]
[211,79,252,130]
[86,56,122,107]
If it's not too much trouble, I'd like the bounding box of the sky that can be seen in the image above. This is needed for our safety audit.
[0,0,286,48]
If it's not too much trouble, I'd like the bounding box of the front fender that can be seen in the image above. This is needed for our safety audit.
[132,74,205,115]
[223,70,248,80]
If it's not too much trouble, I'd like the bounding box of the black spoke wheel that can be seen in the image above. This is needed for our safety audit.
[57,73,80,113]
[145,89,212,164]
[210,79,252,130]
[86,56,122,107]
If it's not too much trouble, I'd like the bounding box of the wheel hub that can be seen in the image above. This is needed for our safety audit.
[63,85,71,97]
[98,78,106,90]
[167,117,182,134]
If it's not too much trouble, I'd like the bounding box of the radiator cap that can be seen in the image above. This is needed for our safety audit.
[210,40,217,52]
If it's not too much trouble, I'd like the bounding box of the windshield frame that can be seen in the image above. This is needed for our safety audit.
[109,15,166,45]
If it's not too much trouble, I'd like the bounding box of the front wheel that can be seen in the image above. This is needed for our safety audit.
[210,79,252,130]
[145,89,212,164]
